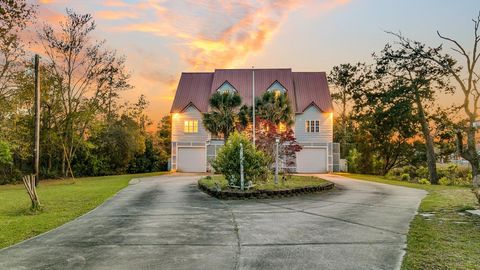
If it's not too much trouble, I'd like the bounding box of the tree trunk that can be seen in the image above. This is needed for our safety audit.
[414,94,438,184]
[459,127,480,188]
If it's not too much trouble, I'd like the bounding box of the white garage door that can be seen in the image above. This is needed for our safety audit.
[296,148,327,173]
[177,147,206,172]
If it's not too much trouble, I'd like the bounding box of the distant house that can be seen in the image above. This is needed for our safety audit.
[170,68,338,173]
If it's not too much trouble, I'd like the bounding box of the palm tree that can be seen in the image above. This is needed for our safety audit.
[202,92,242,140]
[256,91,294,126]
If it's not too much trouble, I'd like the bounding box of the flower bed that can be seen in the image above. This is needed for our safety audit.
[198,175,334,200]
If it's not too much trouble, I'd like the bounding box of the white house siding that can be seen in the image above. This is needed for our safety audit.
[171,105,209,171]
[294,105,334,173]
[294,105,333,144]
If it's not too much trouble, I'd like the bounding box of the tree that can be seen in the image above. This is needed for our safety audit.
[202,92,242,140]
[416,12,480,188]
[212,131,270,186]
[38,9,130,177]
[253,118,302,176]
[156,115,171,170]
[374,33,453,184]
[255,91,294,126]
[0,0,36,103]
[328,63,371,157]
[352,80,418,175]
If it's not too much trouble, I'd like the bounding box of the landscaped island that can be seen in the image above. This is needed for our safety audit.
[198,175,334,199]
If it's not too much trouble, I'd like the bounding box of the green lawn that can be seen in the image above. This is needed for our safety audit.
[338,173,480,270]
[0,172,166,249]
[199,174,329,190]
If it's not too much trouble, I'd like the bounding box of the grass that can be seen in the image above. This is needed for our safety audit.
[0,172,167,249]
[338,173,480,270]
[199,174,329,190]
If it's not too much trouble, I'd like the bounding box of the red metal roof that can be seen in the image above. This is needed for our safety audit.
[170,69,332,113]
[293,72,333,113]
[170,72,213,113]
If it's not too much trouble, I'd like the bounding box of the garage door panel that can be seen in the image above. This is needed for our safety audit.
[296,148,327,173]
[177,147,206,172]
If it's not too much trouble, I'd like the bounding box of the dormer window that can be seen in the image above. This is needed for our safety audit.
[216,81,237,94]
[267,81,287,96]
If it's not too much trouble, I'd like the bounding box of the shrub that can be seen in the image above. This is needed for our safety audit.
[0,140,13,166]
[418,178,431,185]
[212,132,270,187]
[401,165,418,178]
[401,173,411,182]
[415,166,428,179]
[439,176,450,186]
[346,148,361,173]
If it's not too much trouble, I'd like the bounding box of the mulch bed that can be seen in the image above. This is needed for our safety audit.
[198,181,334,200]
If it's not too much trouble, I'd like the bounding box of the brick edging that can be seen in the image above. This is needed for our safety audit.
[198,181,334,200]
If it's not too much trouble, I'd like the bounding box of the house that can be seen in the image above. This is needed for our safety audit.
[170,68,339,173]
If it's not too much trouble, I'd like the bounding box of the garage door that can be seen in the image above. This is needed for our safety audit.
[177,147,206,172]
[296,148,327,173]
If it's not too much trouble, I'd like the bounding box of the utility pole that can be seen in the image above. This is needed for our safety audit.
[252,66,255,148]
[34,54,40,186]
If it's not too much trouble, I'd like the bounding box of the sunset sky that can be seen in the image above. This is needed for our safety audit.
[33,0,479,124]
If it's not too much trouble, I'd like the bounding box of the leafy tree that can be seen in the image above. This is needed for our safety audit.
[415,12,480,188]
[156,115,171,170]
[373,33,453,184]
[202,92,242,140]
[328,63,371,157]
[212,131,269,186]
[352,81,418,175]
[38,9,130,177]
[0,0,36,103]
[93,114,145,173]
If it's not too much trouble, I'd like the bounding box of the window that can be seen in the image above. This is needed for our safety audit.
[267,81,287,95]
[305,120,320,133]
[184,120,198,133]
[216,81,237,94]
[278,123,287,132]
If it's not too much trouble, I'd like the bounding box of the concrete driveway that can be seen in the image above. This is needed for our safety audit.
[0,173,426,270]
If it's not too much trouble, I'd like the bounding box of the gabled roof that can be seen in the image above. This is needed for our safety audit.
[293,72,333,113]
[170,72,213,113]
[170,69,333,113]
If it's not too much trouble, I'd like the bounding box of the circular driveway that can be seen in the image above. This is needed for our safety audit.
[0,173,426,270]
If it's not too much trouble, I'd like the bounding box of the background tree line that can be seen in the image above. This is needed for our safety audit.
[0,1,171,184]
[330,12,480,188]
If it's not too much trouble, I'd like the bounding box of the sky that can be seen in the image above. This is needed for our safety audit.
[32,0,479,124]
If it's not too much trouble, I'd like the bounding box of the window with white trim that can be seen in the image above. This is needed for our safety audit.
[184,120,198,133]
[305,120,320,133]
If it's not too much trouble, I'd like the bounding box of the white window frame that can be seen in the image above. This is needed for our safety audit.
[305,120,320,133]
[184,120,198,133]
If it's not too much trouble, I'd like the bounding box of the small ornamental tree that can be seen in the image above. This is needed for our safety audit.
[212,131,270,186]
[254,118,302,176]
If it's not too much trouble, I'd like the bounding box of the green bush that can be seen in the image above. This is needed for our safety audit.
[418,178,431,185]
[439,176,450,186]
[0,141,13,166]
[401,173,411,181]
[346,148,361,173]
[212,132,270,187]
[415,166,428,179]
